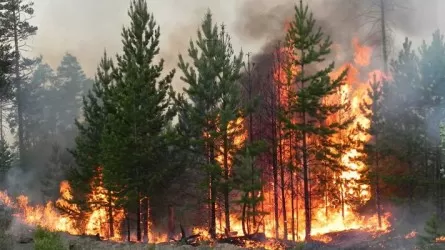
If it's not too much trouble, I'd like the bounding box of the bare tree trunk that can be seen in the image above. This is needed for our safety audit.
[142,197,149,242]
[167,205,175,240]
[209,143,217,239]
[279,131,287,240]
[380,0,389,74]
[107,190,114,238]
[13,7,24,168]
[223,131,230,234]
[271,89,280,239]
[136,193,141,241]
[126,212,131,242]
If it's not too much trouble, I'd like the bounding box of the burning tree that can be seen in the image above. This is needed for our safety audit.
[281,0,353,240]
[175,10,245,238]
[62,0,177,242]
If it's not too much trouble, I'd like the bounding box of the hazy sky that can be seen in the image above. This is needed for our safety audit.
[29,0,443,85]
[30,0,261,78]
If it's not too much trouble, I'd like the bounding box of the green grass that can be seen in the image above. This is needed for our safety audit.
[34,226,66,250]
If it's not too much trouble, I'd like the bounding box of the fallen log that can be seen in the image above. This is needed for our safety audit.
[217,232,267,246]
[173,224,200,246]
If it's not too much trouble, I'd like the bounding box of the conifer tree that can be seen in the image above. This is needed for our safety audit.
[232,143,266,235]
[0,138,13,188]
[176,10,243,237]
[418,30,445,216]
[417,214,445,249]
[54,53,92,133]
[283,0,352,240]
[0,26,13,141]
[66,52,114,227]
[0,0,37,167]
[360,74,386,228]
[383,38,424,208]
[100,0,175,241]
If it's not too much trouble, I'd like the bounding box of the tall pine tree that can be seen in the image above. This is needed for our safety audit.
[283,0,351,240]
[0,0,37,168]
[100,0,176,241]
[66,52,114,235]
[176,10,244,237]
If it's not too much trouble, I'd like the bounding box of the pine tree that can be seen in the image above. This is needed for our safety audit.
[283,0,352,240]
[100,0,176,241]
[0,0,37,168]
[0,138,13,188]
[41,143,73,202]
[54,53,92,133]
[232,143,267,235]
[382,38,424,208]
[21,59,54,147]
[418,30,445,217]
[417,214,445,250]
[360,74,386,228]
[67,52,114,235]
[0,24,13,141]
[176,10,243,237]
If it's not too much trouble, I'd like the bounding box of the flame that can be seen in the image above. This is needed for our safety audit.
[404,230,417,239]
[0,31,393,249]
[0,169,166,243]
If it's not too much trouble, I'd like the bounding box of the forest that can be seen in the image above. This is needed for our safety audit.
[0,0,445,249]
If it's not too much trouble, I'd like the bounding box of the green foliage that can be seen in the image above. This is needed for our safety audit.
[34,226,65,250]
[176,9,245,234]
[66,52,114,214]
[53,53,92,132]
[0,138,13,187]
[417,214,445,250]
[281,1,352,238]
[100,0,176,207]
[232,143,268,234]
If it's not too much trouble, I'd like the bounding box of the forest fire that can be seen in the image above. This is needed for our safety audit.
[0,12,392,250]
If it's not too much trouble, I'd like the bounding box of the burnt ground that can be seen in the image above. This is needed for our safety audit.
[0,228,426,250]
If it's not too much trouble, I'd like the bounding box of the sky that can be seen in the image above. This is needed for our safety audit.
[30,0,260,78]
[28,0,443,87]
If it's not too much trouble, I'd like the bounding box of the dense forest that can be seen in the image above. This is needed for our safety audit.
[1,0,445,248]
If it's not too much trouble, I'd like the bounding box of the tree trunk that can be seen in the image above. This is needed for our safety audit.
[136,193,141,241]
[290,168,295,241]
[12,8,24,168]
[223,131,230,233]
[374,134,382,228]
[107,190,114,238]
[143,197,149,242]
[271,90,280,239]
[380,0,389,74]
[209,142,217,239]
[279,130,287,240]
[0,101,3,142]
[126,212,131,242]
[247,55,257,230]
[302,129,311,240]
[168,205,175,240]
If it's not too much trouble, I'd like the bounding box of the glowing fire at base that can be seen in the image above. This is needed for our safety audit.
[0,35,392,248]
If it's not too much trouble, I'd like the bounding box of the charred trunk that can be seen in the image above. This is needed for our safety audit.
[107,190,114,238]
[143,197,149,242]
[279,130,287,240]
[136,193,141,241]
[223,131,230,233]
[209,142,217,239]
[126,212,131,242]
[168,205,175,240]
[12,8,24,167]
[271,88,280,239]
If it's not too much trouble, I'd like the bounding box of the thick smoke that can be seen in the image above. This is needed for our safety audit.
[234,0,442,62]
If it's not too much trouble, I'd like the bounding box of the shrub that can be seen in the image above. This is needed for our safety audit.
[34,226,65,250]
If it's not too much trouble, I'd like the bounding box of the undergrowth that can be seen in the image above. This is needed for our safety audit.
[34,226,65,250]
